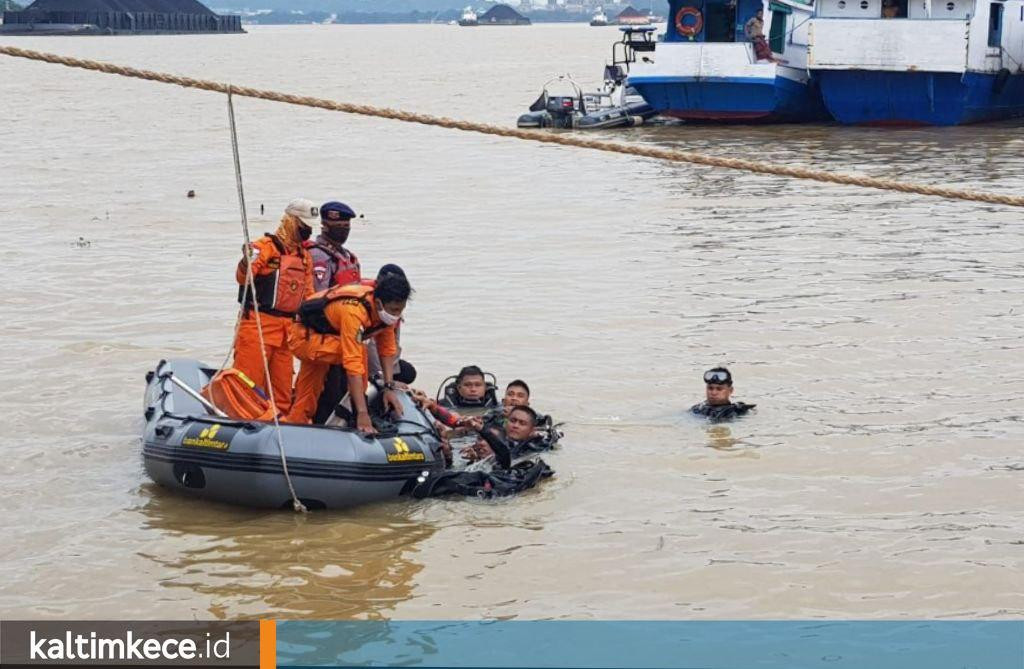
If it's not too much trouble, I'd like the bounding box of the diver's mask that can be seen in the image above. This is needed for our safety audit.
[703,369,732,385]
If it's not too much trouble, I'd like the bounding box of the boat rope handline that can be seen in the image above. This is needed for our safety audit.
[2,45,1023,208]
[227,86,307,514]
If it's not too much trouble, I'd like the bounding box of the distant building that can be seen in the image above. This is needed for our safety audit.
[1,0,243,34]
[614,5,650,24]
[478,3,531,24]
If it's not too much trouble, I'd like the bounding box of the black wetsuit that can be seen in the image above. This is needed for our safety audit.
[690,401,756,423]
[412,425,554,500]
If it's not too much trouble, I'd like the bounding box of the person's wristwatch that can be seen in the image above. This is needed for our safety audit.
[382,381,397,391]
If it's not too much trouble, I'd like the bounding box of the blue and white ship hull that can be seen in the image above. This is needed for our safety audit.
[809,6,1024,126]
[630,64,828,121]
[627,0,827,122]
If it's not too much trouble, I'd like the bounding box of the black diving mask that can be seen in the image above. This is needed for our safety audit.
[703,370,732,385]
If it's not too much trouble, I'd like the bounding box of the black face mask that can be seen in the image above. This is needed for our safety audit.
[324,225,350,245]
[298,223,313,242]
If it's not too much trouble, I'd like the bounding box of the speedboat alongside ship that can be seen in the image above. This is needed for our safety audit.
[518,27,658,129]
[626,0,829,122]
[808,0,1024,125]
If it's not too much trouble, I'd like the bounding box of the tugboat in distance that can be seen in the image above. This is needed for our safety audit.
[590,7,610,25]
[457,5,478,26]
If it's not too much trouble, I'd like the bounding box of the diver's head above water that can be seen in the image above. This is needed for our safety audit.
[704,367,734,406]
[456,365,487,401]
[502,379,530,412]
[506,405,538,442]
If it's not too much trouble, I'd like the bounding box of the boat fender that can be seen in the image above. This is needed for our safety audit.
[675,6,703,39]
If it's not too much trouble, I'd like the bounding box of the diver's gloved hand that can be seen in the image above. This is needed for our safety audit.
[477,427,512,470]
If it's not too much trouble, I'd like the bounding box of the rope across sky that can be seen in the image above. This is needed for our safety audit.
[2,44,1022,208]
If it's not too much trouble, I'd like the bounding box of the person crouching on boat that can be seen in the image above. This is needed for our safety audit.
[285,273,412,433]
[233,198,317,413]
[365,264,417,385]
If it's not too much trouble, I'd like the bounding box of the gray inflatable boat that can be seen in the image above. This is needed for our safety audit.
[142,359,446,510]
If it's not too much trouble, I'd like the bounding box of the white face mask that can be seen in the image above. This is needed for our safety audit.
[377,307,400,326]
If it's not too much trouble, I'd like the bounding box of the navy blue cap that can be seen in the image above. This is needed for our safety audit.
[320,201,356,222]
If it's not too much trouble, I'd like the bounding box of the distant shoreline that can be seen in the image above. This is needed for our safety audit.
[236,10,648,26]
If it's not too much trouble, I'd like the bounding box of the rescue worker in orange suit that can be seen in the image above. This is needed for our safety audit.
[308,201,363,423]
[232,198,318,413]
[285,272,413,433]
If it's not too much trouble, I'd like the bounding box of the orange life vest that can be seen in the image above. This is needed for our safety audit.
[238,234,309,316]
[296,283,381,337]
[201,368,275,421]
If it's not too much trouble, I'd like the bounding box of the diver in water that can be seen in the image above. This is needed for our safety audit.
[463,405,556,466]
[438,365,499,410]
[690,367,756,422]
[411,403,555,499]
[478,379,531,429]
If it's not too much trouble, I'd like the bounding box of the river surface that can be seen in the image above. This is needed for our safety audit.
[2,24,1023,620]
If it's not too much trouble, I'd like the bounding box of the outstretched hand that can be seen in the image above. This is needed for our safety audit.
[461,416,484,431]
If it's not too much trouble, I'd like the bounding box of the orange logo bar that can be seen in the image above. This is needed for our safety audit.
[259,620,276,669]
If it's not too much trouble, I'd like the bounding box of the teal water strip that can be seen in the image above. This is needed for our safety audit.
[277,621,1024,668]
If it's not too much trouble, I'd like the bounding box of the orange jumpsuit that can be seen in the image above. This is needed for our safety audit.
[285,287,398,424]
[232,235,313,412]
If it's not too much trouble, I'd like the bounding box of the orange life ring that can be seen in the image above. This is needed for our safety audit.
[674,6,703,38]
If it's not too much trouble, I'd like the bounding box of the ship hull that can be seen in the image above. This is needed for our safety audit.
[816,70,1024,125]
[628,69,829,122]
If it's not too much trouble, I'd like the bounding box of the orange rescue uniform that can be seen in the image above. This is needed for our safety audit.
[285,284,398,424]
[232,233,313,412]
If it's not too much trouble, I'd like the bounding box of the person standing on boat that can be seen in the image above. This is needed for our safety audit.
[232,198,317,413]
[285,273,412,433]
[744,9,774,62]
[308,201,362,423]
[308,201,361,292]
[743,8,764,39]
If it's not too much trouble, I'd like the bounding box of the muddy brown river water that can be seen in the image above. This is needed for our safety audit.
[1,24,1023,619]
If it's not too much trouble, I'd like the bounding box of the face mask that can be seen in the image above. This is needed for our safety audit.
[377,306,400,326]
[324,225,350,244]
[298,223,312,242]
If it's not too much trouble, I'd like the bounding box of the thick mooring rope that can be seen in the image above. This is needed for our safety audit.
[1,45,1022,208]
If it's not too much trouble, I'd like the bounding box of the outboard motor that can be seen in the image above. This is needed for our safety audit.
[545,95,580,128]
[517,76,587,129]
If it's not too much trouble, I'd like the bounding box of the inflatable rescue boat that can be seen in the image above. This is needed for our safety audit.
[141,359,446,510]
